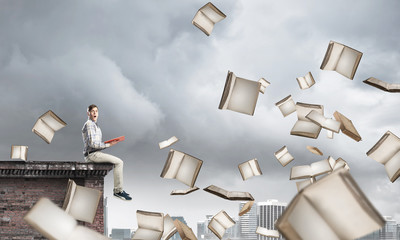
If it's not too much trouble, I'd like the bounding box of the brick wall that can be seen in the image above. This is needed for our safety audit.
[0,161,113,240]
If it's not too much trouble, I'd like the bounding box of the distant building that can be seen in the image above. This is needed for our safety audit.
[197,220,207,240]
[239,202,258,240]
[358,216,398,240]
[257,199,287,240]
[110,228,131,240]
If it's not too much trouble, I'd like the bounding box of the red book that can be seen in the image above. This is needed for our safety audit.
[104,136,125,144]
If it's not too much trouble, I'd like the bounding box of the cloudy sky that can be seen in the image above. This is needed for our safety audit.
[1,0,399,235]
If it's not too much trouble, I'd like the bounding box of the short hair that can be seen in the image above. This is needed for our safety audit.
[87,104,98,112]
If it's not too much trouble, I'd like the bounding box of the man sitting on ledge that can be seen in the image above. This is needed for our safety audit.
[82,104,132,201]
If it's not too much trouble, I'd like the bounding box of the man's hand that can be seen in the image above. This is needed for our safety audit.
[108,140,118,147]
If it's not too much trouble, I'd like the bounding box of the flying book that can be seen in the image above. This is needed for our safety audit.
[104,136,125,144]
[159,136,179,149]
[10,145,28,161]
[366,131,400,182]
[274,146,294,167]
[24,198,109,240]
[132,210,164,240]
[256,227,280,238]
[62,179,101,224]
[219,71,262,116]
[258,78,271,94]
[238,158,262,180]
[160,149,203,187]
[290,158,332,180]
[295,178,314,192]
[290,102,324,139]
[276,169,384,240]
[296,72,315,89]
[162,214,177,240]
[203,185,254,201]
[170,186,199,195]
[192,2,226,36]
[239,201,254,216]
[32,110,67,144]
[333,111,362,142]
[306,146,323,156]
[173,219,197,240]
[275,95,296,117]
[208,210,236,239]
[363,77,400,92]
[305,110,341,133]
[328,156,350,172]
[320,40,363,80]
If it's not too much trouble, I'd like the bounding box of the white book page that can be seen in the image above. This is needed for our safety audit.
[324,118,341,133]
[384,150,400,181]
[305,72,315,86]
[192,11,214,35]
[137,211,164,232]
[256,227,280,238]
[335,46,360,79]
[162,215,177,240]
[41,112,66,131]
[323,42,344,70]
[290,165,312,179]
[159,136,178,149]
[368,131,400,164]
[279,152,295,167]
[24,198,77,240]
[276,96,296,117]
[297,76,308,89]
[227,191,250,199]
[11,146,21,159]
[296,104,323,121]
[162,150,185,179]
[239,162,254,180]
[201,4,225,23]
[215,211,234,229]
[175,154,201,187]
[68,185,101,223]
[291,120,321,138]
[20,146,27,160]
[306,110,327,126]
[33,119,54,143]
[221,72,236,110]
[310,159,332,176]
[288,195,339,240]
[209,219,225,239]
[132,228,163,240]
[227,77,260,115]
[249,159,261,176]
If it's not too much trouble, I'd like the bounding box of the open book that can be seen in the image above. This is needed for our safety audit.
[62,179,101,224]
[328,156,350,172]
[132,210,164,240]
[203,185,254,201]
[160,149,203,187]
[104,136,125,144]
[305,110,341,133]
[239,201,254,216]
[173,219,197,240]
[192,2,226,36]
[32,110,67,144]
[208,210,236,239]
[333,111,362,142]
[366,131,400,182]
[24,198,109,240]
[295,178,314,192]
[275,95,296,117]
[306,146,323,156]
[159,136,179,149]
[296,72,315,89]
[363,77,400,92]
[259,78,271,94]
[238,158,262,180]
[276,169,384,240]
[170,186,199,195]
[162,214,177,240]
[290,158,332,180]
[10,145,28,161]
[256,227,280,238]
[320,40,363,80]
[290,102,324,139]
[219,71,262,116]
[274,146,294,167]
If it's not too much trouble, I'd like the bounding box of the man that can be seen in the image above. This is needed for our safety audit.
[82,104,132,201]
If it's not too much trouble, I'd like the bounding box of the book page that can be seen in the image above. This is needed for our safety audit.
[62,179,77,212]
[305,72,315,86]
[321,41,344,70]
[306,146,323,156]
[24,198,77,240]
[275,95,296,117]
[258,78,270,93]
[132,228,163,240]
[239,201,254,216]
[41,111,67,131]
[208,219,225,239]
[227,77,260,115]
[287,195,339,240]
[335,46,362,79]
[162,215,177,240]
[175,153,202,187]
[238,162,254,180]
[304,170,384,239]
[137,210,164,232]
[275,146,294,167]
[249,159,262,176]
[367,131,400,164]
[256,227,280,238]
[32,119,54,143]
[305,110,326,126]
[219,71,236,110]
[296,103,324,121]
[291,120,322,139]
[200,2,226,23]
[290,165,312,179]
[296,178,313,192]
[310,159,332,176]
[159,136,179,149]
[204,185,229,198]
[161,150,185,179]
[333,111,361,141]
[170,186,199,195]
[192,11,214,36]
[226,191,254,200]
[384,150,400,182]
[67,185,101,223]
[214,211,235,229]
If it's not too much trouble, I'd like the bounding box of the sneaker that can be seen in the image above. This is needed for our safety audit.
[114,190,132,201]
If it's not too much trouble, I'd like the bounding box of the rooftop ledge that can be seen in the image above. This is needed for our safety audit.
[0,161,113,178]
